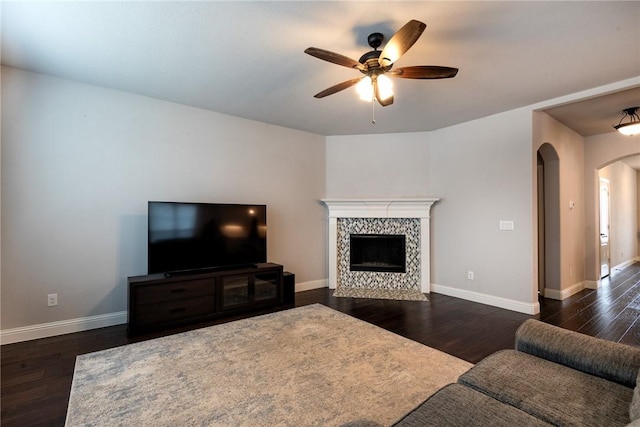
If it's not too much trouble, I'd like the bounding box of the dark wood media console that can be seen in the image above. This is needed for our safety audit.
[127,263,294,335]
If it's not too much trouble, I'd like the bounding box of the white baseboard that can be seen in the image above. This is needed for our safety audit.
[1,280,330,345]
[543,281,586,300]
[612,259,637,273]
[585,280,600,289]
[1,311,128,345]
[586,259,639,291]
[431,283,540,315]
[296,279,328,292]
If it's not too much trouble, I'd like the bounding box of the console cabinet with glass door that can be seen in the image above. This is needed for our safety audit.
[220,269,281,310]
[128,263,285,335]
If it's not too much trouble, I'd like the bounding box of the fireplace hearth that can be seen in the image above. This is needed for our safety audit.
[350,234,406,273]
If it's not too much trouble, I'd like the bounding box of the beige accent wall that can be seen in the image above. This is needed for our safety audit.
[637,171,640,252]
[599,161,638,269]
[532,112,585,297]
[0,65,2,325]
[584,132,640,283]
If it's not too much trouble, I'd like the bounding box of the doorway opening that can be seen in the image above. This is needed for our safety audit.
[599,177,611,279]
[537,143,561,296]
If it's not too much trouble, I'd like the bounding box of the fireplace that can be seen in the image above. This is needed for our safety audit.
[322,198,439,300]
[350,234,406,273]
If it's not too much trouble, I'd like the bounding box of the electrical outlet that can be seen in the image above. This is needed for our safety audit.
[47,293,58,307]
[467,271,474,280]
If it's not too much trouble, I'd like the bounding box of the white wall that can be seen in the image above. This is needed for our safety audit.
[3,65,636,339]
[326,108,538,313]
[599,161,638,269]
[325,133,431,197]
[429,109,535,311]
[1,67,326,334]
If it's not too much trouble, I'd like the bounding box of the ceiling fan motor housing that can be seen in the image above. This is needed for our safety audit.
[367,32,384,49]
[359,50,381,65]
[359,33,393,74]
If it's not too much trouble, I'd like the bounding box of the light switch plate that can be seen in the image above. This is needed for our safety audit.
[499,220,514,230]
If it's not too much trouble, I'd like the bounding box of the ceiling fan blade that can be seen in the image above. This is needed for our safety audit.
[379,20,426,67]
[313,77,364,98]
[389,66,459,79]
[304,47,364,70]
[373,79,394,107]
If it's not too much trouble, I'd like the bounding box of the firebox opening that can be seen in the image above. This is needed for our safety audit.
[350,234,406,273]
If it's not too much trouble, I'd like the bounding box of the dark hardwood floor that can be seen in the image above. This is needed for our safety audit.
[3,262,640,427]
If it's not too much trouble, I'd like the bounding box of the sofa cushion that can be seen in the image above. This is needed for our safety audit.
[459,349,633,427]
[631,371,640,421]
[392,383,551,427]
[515,319,640,387]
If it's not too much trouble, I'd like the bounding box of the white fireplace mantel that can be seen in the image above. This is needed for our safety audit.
[322,198,439,219]
[321,198,439,294]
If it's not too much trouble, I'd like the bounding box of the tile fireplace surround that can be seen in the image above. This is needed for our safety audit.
[322,199,439,300]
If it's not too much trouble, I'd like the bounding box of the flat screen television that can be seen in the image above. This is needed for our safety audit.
[148,201,267,275]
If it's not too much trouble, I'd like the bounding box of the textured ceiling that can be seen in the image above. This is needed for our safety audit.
[2,1,639,136]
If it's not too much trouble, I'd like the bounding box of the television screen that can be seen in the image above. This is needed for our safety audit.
[148,201,267,275]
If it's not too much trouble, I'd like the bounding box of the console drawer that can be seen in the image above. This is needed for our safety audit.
[134,295,216,326]
[135,278,214,304]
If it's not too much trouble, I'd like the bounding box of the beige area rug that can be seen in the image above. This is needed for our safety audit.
[65,304,472,427]
[333,287,428,301]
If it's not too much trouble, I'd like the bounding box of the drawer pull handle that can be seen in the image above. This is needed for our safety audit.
[170,288,187,293]
[170,308,187,314]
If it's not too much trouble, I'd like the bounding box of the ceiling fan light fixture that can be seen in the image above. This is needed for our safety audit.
[376,75,393,101]
[356,75,394,103]
[356,76,374,101]
[613,107,640,136]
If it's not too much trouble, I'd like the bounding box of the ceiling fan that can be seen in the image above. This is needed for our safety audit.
[304,20,458,107]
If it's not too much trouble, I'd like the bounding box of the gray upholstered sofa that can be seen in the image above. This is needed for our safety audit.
[394,319,640,426]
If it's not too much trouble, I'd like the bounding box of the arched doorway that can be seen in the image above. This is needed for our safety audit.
[599,177,611,279]
[537,143,561,296]
[594,154,640,283]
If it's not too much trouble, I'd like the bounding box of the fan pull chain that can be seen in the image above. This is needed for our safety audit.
[371,98,376,124]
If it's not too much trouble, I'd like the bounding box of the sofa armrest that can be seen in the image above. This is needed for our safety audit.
[515,319,640,388]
